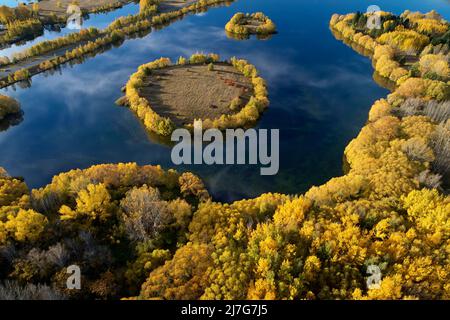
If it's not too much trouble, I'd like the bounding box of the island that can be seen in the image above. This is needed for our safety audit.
[0,93,22,131]
[0,8,449,301]
[0,0,236,88]
[225,12,277,39]
[0,93,20,120]
[120,53,269,136]
[0,1,131,49]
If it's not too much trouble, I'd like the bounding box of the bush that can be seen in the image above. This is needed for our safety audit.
[13,68,30,82]
[0,94,21,120]
[225,12,276,35]
[377,30,430,54]
[419,54,449,80]
[229,96,243,111]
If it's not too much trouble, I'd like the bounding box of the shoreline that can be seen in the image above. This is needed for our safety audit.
[329,26,399,91]
[0,9,449,300]
[0,1,132,49]
[123,54,269,136]
[0,0,236,89]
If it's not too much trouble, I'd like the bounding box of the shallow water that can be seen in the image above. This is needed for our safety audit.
[0,2,140,59]
[0,0,449,202]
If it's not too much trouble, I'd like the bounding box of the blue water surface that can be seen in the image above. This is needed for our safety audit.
[0,1,140,58]
[1,0,449,201]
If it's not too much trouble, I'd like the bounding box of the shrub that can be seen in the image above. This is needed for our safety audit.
[377,30,430,54]
[225,12,276,35]
[13,68,30,82]
[0,94,21,120]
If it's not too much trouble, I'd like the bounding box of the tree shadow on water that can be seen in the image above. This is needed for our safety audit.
[0,111,24,132]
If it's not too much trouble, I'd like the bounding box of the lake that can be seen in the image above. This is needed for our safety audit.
[0,1,140,58]
[1,0,449,202]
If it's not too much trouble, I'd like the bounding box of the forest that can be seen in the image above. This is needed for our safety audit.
[0,5,449,300]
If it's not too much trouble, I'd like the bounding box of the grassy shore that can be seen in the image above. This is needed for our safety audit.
[0,0,235,89]
[31,0,132,18]
[0,0,132,50]
[123,53,269,136]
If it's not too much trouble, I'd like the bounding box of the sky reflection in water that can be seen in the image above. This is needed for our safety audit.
[0,0,449,202]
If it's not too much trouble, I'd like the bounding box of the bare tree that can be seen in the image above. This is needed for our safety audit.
[402,138,434,162]
[31,190,61,214]
[395,98,450,123]
[46,243,70,268]
[431,120,450,183]
[417,170,442,189]
[120,185,171,242]
[0,281,66,300]
[0,167,8,178]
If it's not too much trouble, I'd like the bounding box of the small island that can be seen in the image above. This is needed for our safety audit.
[0,94,21,121]
[121,53,269,136]
[0,0,237,88]
[225,12,277,38]
[0,94,22,131]
[329,10,450,87]
[0,1,130,47]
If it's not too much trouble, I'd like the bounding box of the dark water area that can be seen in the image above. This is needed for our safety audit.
[0,0,449,202]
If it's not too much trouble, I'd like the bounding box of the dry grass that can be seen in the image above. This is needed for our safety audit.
[139,63,253,126]
[240,18,264,33]
[34,0,129,17]
[159,0,199,13]
[34,0,198,16]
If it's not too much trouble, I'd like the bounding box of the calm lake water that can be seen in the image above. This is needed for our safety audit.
[1,0,449,202]
[0,2,140,58]
[1,0,33,6]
